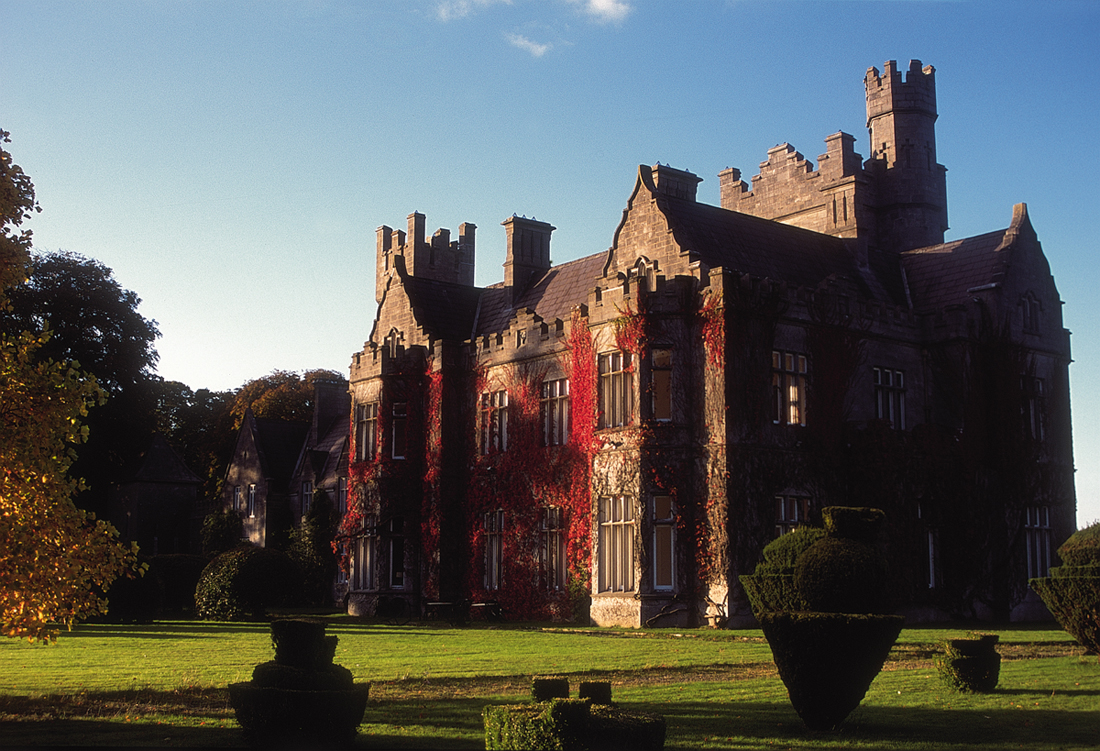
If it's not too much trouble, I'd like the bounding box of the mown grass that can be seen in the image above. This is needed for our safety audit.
[0,619,1096,749]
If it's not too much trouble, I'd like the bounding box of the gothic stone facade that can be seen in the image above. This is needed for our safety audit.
[343,60,1075,627]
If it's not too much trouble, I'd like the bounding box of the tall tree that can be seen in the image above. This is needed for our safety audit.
[0,250,161,514]
[0,129,140,642]
[229,369,346,428]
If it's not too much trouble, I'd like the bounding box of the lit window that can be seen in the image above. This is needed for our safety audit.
[356,403,378,461]
[352,515,377,591]
[772,351,807,426]
[873,367,906,430]
[599,352,633,429]
[653,496,675,590]
[247,484,256,518]
[481,391,509,453]
[775,495,809,537]
[485,509,505,591]
[337,477,347,516]
[598,496,635,593]
[233,485,242,512]
[540,379,570,446]
[391,402,407,459]
[540,506,566,591]
[652,348,672,422]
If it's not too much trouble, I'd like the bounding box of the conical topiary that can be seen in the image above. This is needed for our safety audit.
[755,506,902,731]
[1030,522,1100,658]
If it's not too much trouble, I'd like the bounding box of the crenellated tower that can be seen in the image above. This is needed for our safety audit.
[864,59,949,251]
[722,59,949,259]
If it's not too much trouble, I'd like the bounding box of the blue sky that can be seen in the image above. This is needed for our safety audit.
[6,0,1099,525]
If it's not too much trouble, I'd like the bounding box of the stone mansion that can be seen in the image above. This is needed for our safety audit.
[307,60,1075,626]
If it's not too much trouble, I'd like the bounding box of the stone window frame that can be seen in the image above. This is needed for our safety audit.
[598,495,636,593]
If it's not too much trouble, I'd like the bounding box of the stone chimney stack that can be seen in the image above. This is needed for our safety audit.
[502,215,554,303]
[650,164,702,201]
[312,379,351,441]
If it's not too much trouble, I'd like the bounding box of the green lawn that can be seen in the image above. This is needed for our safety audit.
[0,619,1096,749]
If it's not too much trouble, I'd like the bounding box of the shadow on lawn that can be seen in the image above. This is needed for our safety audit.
[644,699,1100,749]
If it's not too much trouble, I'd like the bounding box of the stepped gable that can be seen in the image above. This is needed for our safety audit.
[899,228,1011,313]
[475,252,606,337]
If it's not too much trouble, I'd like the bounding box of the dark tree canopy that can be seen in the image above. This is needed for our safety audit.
[1,250,160,394]
[229,369,346,428]
[0,250,162,513]
[152,379,235,501]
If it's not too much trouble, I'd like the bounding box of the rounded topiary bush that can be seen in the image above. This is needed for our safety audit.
[195,546,302,621]
[794,536,889,614]
[739,527,824,616]
[1031,522,1100,657]
[936,634,1000,693]
[1056,523,1100,567]
[756,527,827,576]
[821,506,885,543]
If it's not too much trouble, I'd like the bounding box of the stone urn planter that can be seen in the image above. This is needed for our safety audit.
[228,619,370,748]
[936,633,1000,693]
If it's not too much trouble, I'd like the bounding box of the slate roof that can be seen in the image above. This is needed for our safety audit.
[475,252,607,337]
[303,418,349,485]
[397,188,1015,341]
[899,228,1010,313]
[401,275,485,341]
[658,195,893,303]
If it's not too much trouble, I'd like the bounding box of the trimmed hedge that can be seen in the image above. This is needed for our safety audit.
[739,574,808,616]
[1057,523,1100,567]
[755,527,826,575]
[195,546,302,621]
[484,699,664,751]
[578,681,612,705]
[759,611,904,731]
[936,634,1000,692]
[794,536,889,614]
[485,699,590,751]
[821,506,885,543]
[1030,521,1100,657]
[532,677,570,701]
[1030,576,1100,655]
[739,527,823,616]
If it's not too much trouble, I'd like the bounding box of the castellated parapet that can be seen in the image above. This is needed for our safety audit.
[722,59,948,258]
[719,132,868,240]
[375,213,476,303]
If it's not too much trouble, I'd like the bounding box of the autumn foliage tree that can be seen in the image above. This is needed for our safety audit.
[0,129,141,642]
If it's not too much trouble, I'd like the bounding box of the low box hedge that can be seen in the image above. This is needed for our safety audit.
[484,698,664,751]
